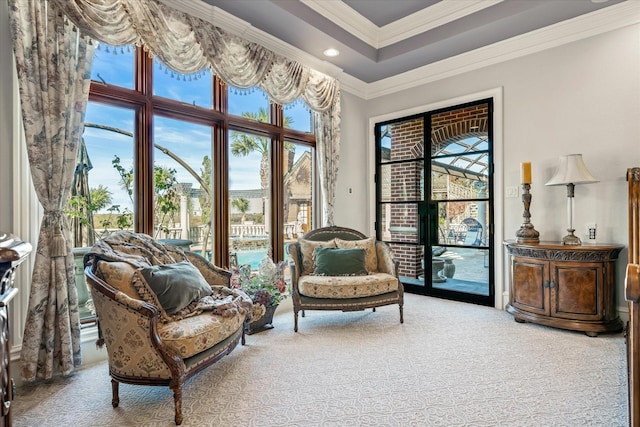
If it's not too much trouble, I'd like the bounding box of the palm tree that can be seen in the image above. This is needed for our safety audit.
[231,197,250,224]
[230,108,289,198]
[230,107,294,233]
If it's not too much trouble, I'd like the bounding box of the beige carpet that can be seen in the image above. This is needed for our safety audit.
[12,294,628,426]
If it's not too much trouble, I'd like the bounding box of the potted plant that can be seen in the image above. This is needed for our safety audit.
[231,251,287,334]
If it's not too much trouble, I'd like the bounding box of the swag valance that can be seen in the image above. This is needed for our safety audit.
[53,0,339,112]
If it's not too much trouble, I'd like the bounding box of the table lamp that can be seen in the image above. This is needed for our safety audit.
[545,154,598,245]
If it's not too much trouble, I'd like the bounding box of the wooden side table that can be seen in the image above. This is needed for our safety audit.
[0,233,32,427]
[504,240,623,336]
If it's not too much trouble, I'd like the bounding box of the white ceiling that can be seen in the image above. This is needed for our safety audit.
[166,0,639,98]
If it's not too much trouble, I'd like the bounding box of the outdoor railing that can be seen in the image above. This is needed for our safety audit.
[228,223,297,238]
[230,224,266,237]
[93,222,299,245]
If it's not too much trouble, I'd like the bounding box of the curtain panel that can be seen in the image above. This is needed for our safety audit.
[52,0,341,225]
[8,0,94,381]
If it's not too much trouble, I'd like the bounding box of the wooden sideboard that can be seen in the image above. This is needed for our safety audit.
[0,233,32,427]
[504,240,623,337]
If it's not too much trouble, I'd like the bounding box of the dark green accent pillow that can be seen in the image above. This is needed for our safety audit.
[140,261,213,314]
[313,247,368,276]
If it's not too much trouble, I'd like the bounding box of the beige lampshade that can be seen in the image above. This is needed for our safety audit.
[545,154,599,186]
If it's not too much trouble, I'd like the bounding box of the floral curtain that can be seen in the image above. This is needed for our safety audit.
[53,0,341,225]
[314,101,341,226]
[8,0,94,380]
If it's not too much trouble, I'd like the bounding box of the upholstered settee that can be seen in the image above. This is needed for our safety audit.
[83,231,253,425]
[287,226,404,332]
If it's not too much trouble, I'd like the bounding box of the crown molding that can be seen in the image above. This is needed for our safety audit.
[161,0,639,101]
[335,72,368,99]
[379,0,503,48]
[365,0,640,99]
[160,0,212,20]
[302,0,501,49]
[300,0,378,47]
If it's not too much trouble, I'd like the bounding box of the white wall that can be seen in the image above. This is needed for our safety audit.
[332,90,369,233]
[335,24,640,310]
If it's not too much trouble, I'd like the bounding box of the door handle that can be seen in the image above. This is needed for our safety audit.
[418,202,438,246]
[418,201,429,245]
[427,202,438,246]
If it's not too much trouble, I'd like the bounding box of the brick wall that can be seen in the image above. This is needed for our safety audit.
[385,105,489,279]
[387,119,422,277]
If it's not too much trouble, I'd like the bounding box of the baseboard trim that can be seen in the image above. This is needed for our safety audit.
[10,324,107,387]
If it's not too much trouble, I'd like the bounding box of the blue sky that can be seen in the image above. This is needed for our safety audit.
[85,44,312,212]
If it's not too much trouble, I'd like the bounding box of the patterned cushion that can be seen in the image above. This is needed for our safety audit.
[298,238,337,275]
[298,273,398,299]
[140,262,213,315]
[157,312,244,359]
[335,237,378,273]
[92,290,172,379]
[97,261,140,299]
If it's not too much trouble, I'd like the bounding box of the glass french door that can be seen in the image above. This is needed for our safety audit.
[376,99,494,306]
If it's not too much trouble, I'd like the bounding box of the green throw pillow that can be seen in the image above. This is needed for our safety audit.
[140,261,213,314]
[313,247,368,276]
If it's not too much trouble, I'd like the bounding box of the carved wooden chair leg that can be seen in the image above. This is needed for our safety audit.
[399,305,404,323]
[294,310,299,332]
[372,307,376,312]
[302,309,306,317]
[172,384,183,425]
[111,379,120,408]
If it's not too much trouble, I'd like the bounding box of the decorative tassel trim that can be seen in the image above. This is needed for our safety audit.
[45,210,69,257]
[51,232,68,258]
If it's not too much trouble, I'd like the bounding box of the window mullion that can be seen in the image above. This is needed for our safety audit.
[135,48,155,235]
[213,77,230,267]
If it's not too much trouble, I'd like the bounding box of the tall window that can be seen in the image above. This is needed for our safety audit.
[72,44,316,320]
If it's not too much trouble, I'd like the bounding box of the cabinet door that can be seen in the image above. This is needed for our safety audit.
[511,256,549,316]
[550,261,603,321]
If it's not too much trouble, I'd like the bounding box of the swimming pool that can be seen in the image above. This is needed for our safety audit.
[235,248,269,270]
[195,246,288,270]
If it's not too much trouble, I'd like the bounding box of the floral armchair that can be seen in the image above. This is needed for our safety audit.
[287,226,404,332]
[83,231,252,425]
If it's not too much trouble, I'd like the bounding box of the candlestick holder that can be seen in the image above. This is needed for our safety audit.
[515,183,540,243]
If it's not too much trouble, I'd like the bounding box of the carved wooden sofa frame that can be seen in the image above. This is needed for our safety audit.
[84,249,248,425]
[287,226,404,332]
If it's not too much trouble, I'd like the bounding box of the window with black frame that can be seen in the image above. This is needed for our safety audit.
[375,99,494,307]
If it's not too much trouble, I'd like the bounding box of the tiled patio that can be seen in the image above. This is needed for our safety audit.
[402,247,490,296]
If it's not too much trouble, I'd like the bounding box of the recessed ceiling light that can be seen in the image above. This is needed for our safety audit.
[323,48,340,57]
